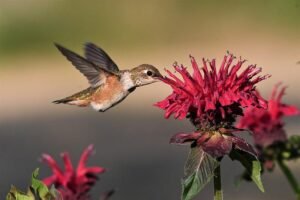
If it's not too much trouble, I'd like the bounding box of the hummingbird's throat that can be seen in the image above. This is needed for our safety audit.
[120,72,135,91]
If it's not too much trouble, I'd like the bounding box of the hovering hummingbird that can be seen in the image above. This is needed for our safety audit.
[53,43,162,112]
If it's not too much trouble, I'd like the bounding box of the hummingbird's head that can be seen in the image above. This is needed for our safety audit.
[131,64,163,86]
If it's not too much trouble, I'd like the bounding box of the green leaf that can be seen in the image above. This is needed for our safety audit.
[6,169,59,200]
[181,147,219,200]
[229,149,265,192]
[289,135,300,144]
[30,168,51,199]
[284,135,300,160]
[182,171,200,200]
[6,186,34,200]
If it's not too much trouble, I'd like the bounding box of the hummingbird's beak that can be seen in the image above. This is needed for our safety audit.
[154,72,164,81]
[154,76,163,82]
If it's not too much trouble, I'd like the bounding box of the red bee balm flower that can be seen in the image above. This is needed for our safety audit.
[237,84,299,148]
[155,53,270,129]
[156,53,270,158]
[42,145,106,200]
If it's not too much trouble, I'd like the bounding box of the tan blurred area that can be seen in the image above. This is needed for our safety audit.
[1,40,300,121]
[1,1,300,200]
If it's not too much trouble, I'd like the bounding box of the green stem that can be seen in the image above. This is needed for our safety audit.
[277,159,300,200]
[214,165,223,200]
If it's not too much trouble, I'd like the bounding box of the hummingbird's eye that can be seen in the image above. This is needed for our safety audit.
[146,70,153,76]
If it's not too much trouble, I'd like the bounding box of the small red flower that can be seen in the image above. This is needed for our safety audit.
[155,53,270,129]
[237,84,299,148]
[42,145,106,200]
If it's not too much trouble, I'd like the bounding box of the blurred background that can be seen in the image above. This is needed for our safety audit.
[1,0,300,199]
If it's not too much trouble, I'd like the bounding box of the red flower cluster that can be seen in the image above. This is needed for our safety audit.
[42,145,106,200]
[237,84,299,148]
[155,53,270,129]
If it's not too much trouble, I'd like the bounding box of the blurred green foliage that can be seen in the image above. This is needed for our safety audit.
[0,0,300,57]
[6,169,59,200]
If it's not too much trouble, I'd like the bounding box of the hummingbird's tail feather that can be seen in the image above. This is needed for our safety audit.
[52,97,90,107]
[52,98,72,104]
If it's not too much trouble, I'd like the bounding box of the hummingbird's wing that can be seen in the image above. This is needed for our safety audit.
[84,42,120,72]
[55,43,119,87]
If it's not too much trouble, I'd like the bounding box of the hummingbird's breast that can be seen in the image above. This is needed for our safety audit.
[90,75,131,111]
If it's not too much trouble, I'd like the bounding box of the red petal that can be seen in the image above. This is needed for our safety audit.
[231,136,257,158]
[77,144,94,171]
[85,166,106,174]
[61,152,74,172]
[41,154,63,177]
[280,104,299,116]
[42,175,56,186]
[170,132,202,144]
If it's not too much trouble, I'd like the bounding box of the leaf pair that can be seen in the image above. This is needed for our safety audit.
[181,148,264,200]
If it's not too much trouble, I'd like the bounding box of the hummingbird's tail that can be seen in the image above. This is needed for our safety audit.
[53,87,98,106]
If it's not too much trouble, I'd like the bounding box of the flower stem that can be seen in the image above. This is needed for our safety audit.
[214,165,223,200]
[277,159,300,200]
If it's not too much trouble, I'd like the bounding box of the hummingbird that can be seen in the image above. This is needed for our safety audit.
[53,42,162,112]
